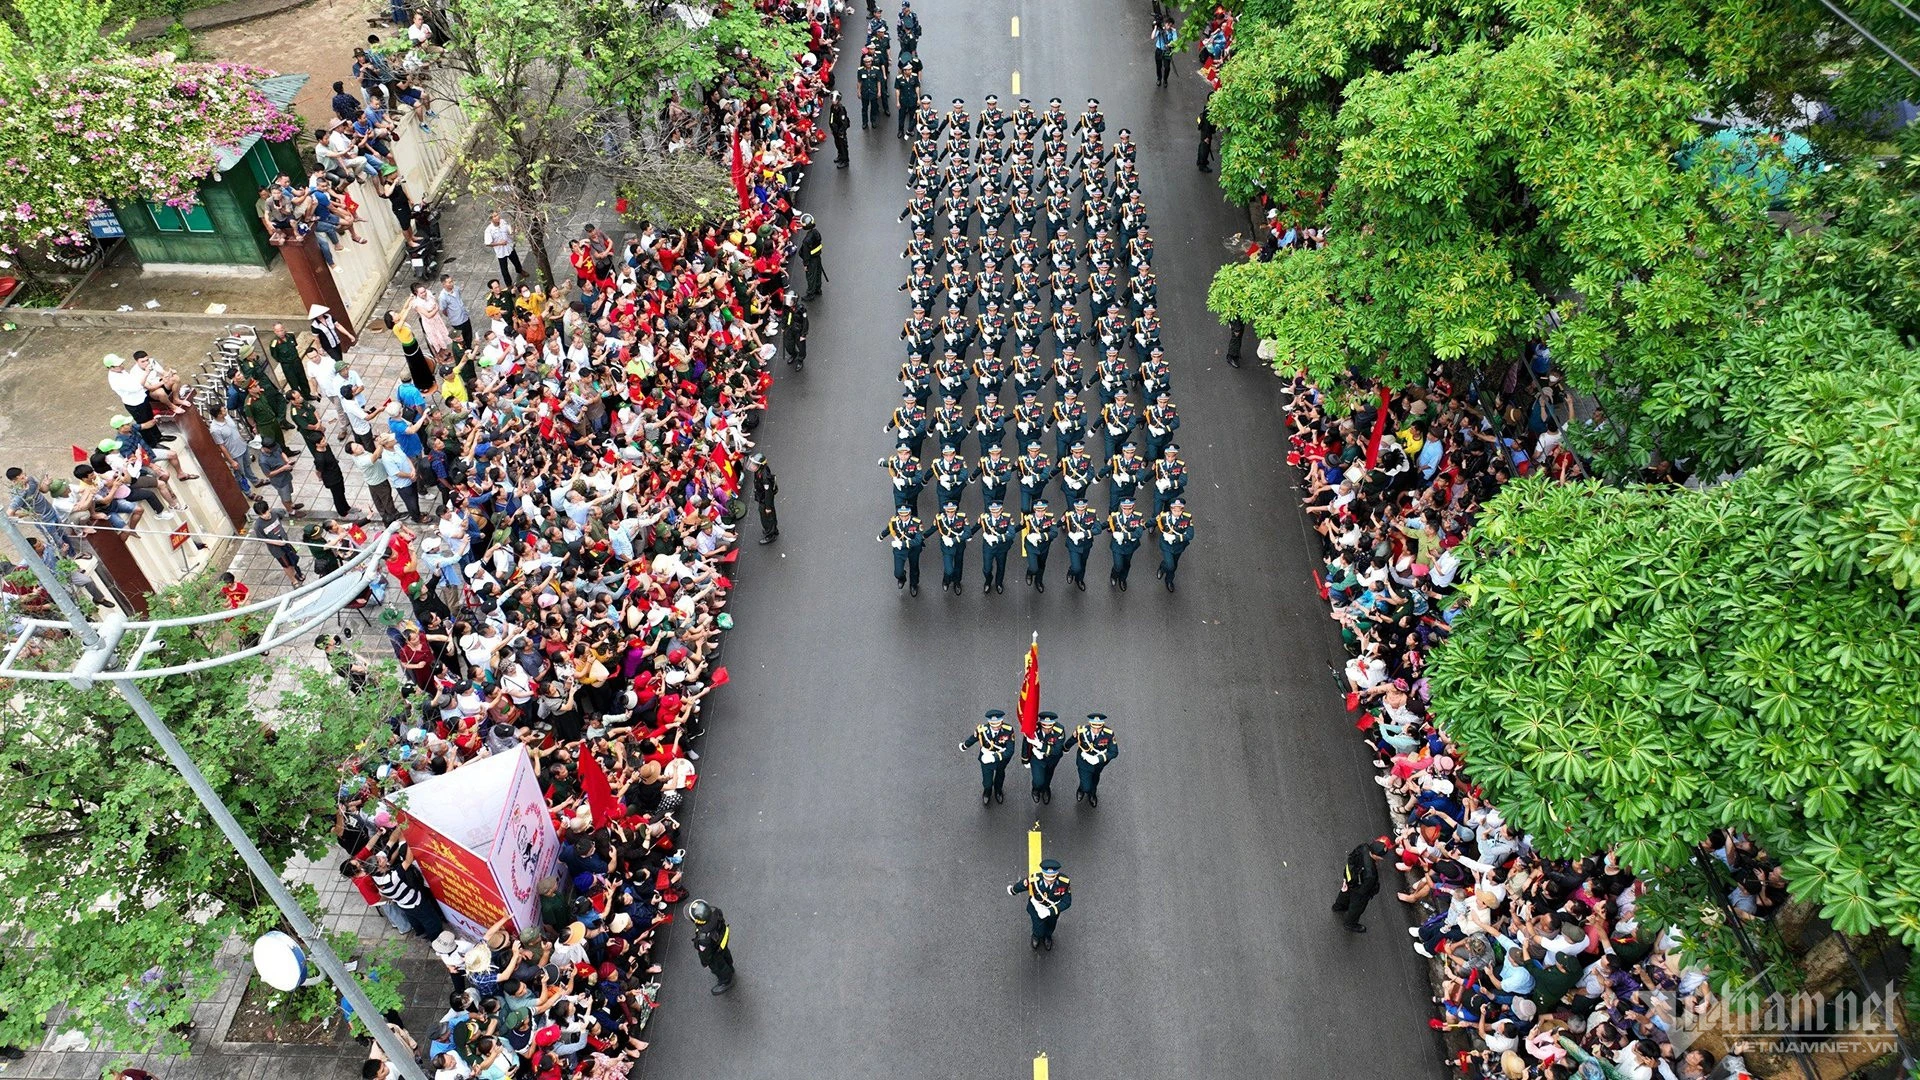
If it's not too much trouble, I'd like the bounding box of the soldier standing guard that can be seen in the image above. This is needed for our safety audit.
[857,53,883,129]
[960,710,1018,804]
[1007,859,1072,950]
[1068,713,1119,806]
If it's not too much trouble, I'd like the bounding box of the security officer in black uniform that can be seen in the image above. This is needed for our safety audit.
[1068,713,1118,805]
[1332,838,1387,932]
[830,92,852,167]
[750,452,778,544]
[1197,104,1217,173]
[782,298,808,368]
[1008,859,1072,950]
[1026,711,1067,802]
[880,503,926,594]
[960,709,1018,804]
[797,213,826,299]
[688,899,735,993]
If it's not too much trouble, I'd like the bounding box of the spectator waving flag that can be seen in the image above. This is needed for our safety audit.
[1017,632,1040,740]
[578,744,622,829]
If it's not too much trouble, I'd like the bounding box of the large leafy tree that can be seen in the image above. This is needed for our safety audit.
[1427,305,1920,942]
[0,581,402,1054]
[1202,0,1907,466]
[434,0,799,284]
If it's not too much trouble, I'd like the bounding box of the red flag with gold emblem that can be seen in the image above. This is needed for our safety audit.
[1017,633,1039,740]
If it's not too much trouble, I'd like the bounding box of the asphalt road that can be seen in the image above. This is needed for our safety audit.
[640,3,1447,1077]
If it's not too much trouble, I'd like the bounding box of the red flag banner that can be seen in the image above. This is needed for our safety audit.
[1017,635,1040,740]
[730,132,750,212]
[1364,385,1392,470]
[577,744,621,830]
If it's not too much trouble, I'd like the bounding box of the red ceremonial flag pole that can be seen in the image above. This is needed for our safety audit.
[1017,632,1040,741]
[577,743,621,829]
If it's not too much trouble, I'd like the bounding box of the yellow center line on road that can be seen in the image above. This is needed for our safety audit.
[1011,15,1020,36]
[1012,71,1022,96]
[1028,821,1042,875]
[1034,1052,1050,1080]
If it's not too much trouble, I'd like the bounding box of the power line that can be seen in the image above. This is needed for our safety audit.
[8,513,398,556]
[1818,0,1920,79]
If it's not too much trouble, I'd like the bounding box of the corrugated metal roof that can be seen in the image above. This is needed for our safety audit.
[213,72,309,173]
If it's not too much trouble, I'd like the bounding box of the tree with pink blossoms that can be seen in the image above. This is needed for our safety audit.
[0,0,298,252]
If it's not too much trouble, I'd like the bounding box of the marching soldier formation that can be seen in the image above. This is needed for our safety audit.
[959,709,1121,809]
[880,86,1197,596]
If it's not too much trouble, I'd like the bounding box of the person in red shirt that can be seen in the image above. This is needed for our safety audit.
[218,572,250,609]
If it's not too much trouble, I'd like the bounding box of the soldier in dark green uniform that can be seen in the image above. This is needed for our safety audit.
[267,323,310,396]
[1025,711,1067,803]
[857,54,884,129]
[879,503,926,595]
[1061,495,1103,591]
[960,709,1018,804]
[979,500,1014,593]
[894,60,921,138]
[934,498,978,593]
[1155,496,1195,592]
[1008,859,1072,950]
[1068,714,1119,806]
[1107,495,1145,589]
[1020,499,1059,592]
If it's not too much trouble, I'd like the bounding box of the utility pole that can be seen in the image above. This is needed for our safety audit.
[0,513,427,1080]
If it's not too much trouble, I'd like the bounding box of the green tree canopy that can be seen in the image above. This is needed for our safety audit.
[0,581,401,1053]
[1427,305,1920,941]
[434,0,801,283]
[1204,0,1914,471]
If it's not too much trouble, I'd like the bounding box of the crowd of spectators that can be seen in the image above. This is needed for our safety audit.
[311,2,835,1077]
[1280,354,1754,1079]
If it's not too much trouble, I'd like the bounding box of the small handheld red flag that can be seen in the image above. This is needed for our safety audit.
[577,744,621,829]
[1017,633,1040,740]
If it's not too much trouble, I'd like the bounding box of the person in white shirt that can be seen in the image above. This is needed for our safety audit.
[484,212,525,286]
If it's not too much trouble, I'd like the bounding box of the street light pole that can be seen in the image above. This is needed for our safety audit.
[0,513,428,1080]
